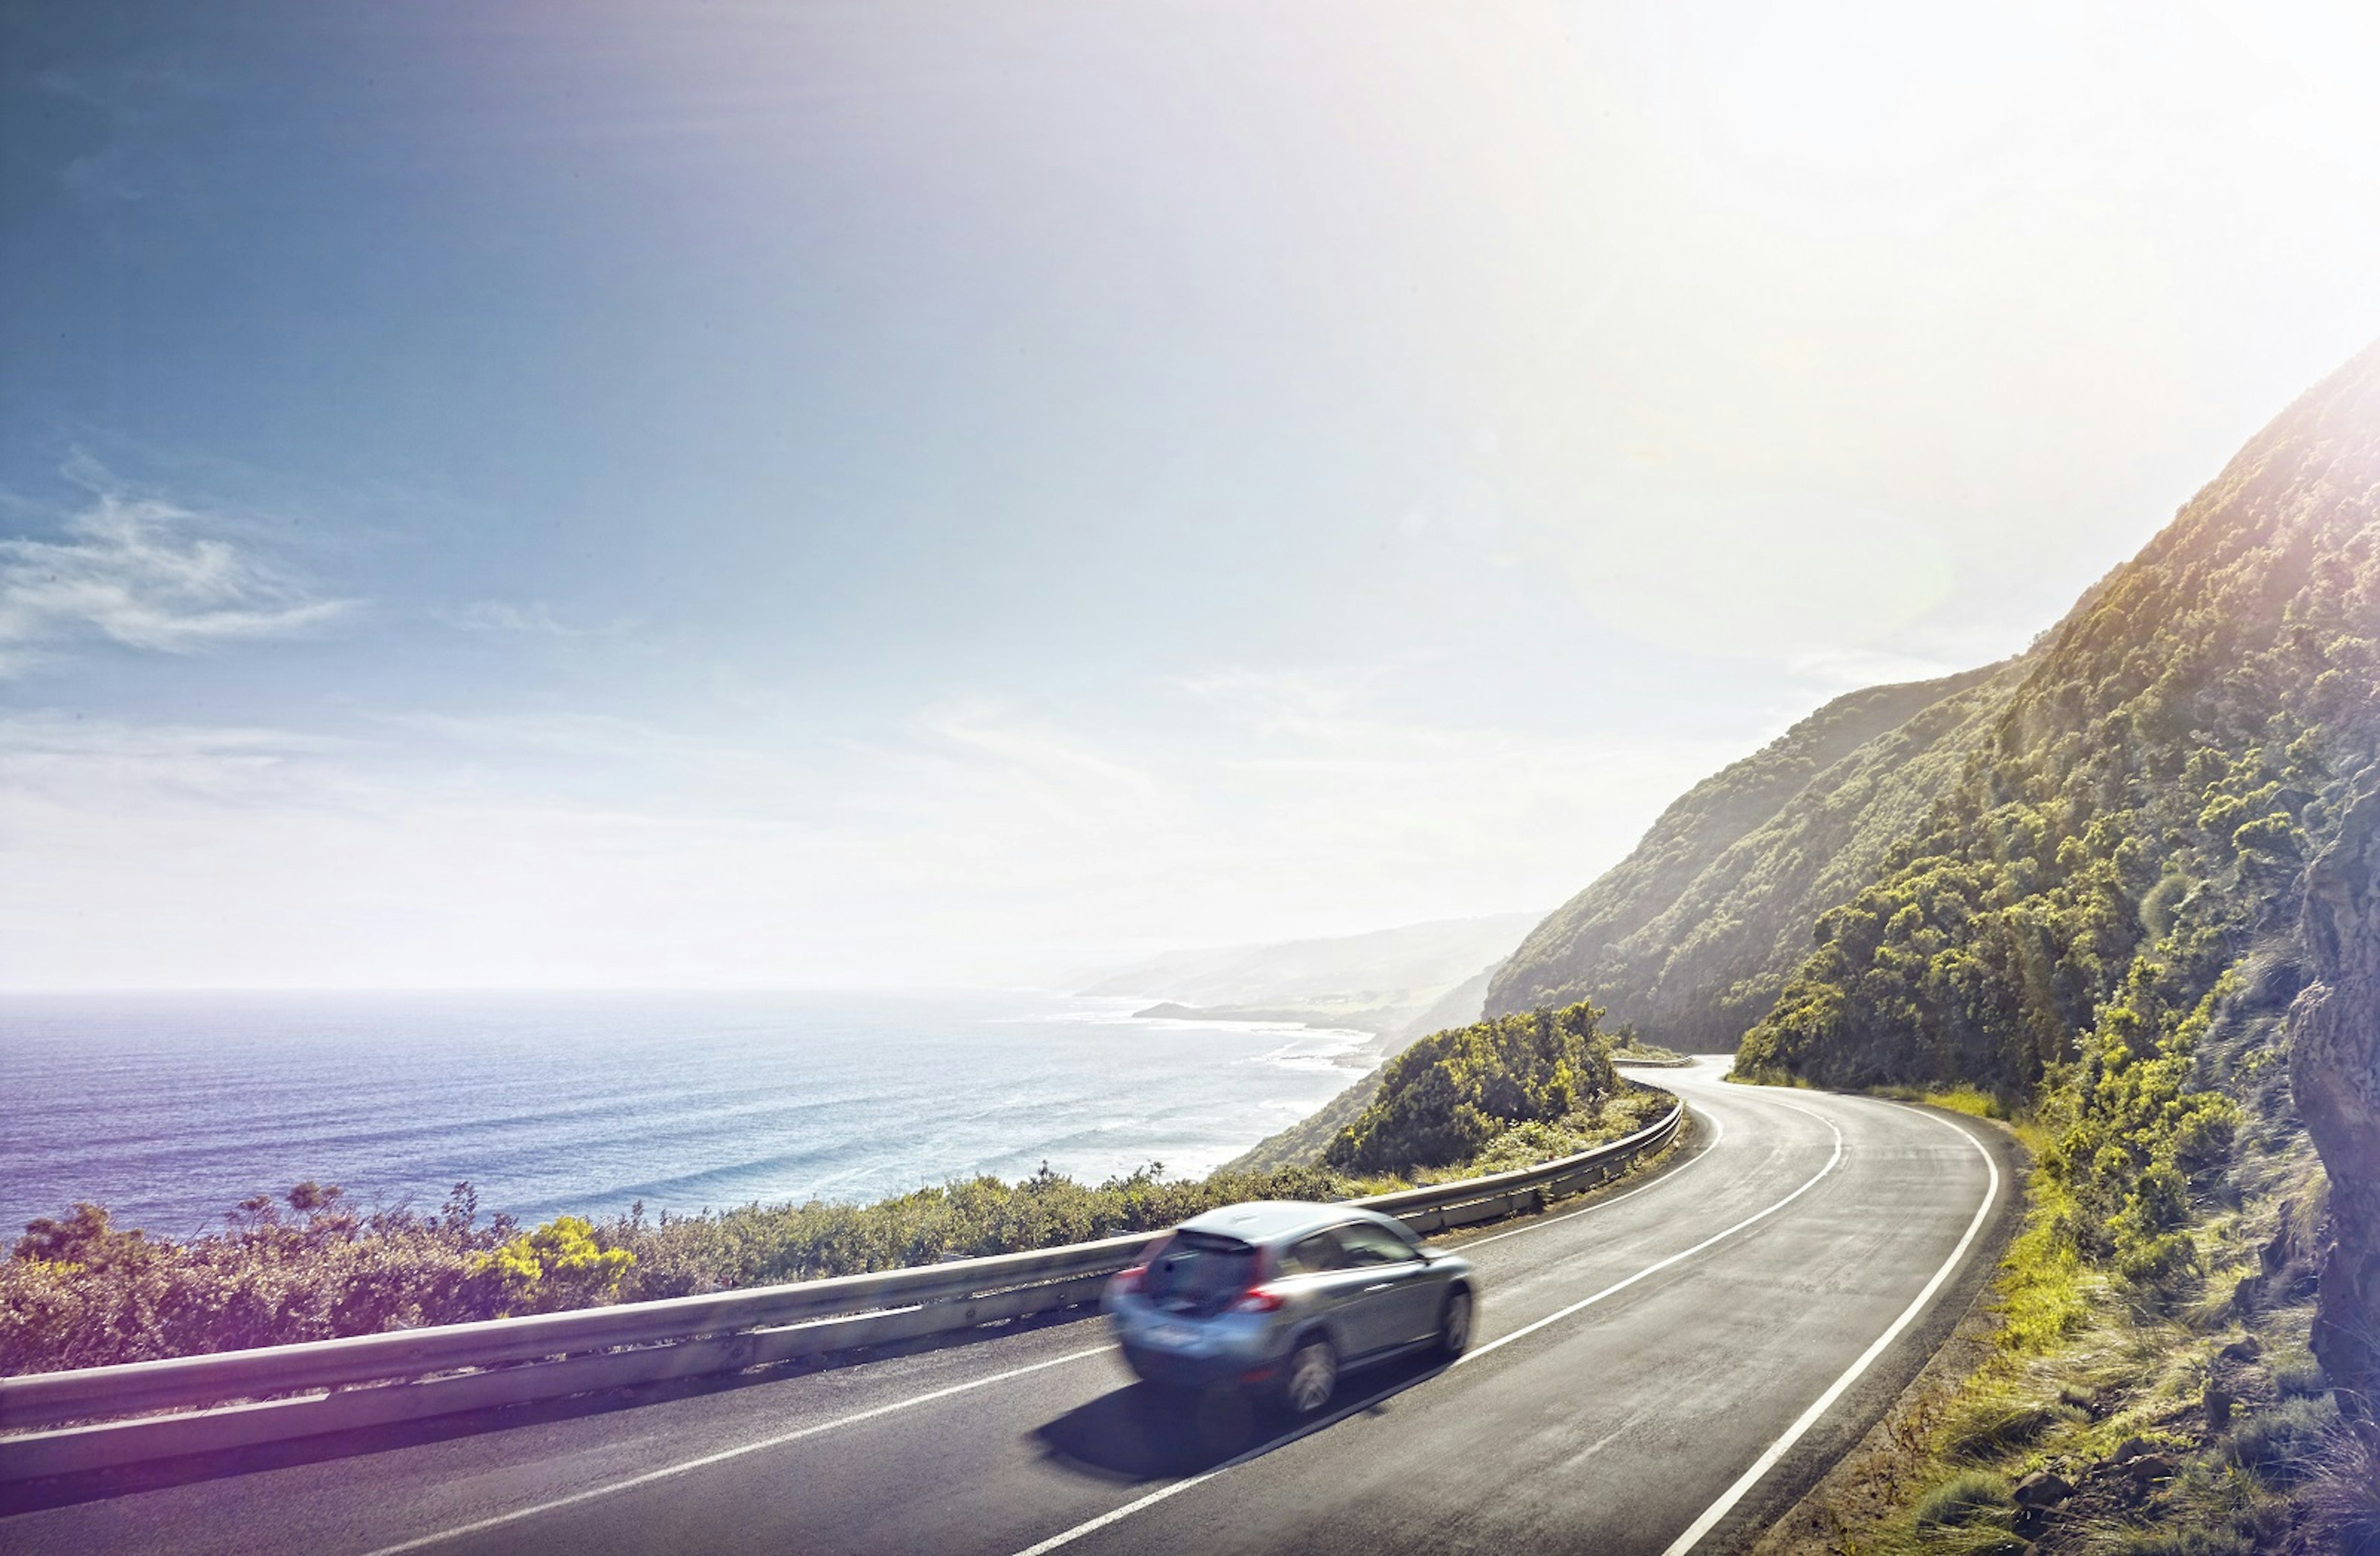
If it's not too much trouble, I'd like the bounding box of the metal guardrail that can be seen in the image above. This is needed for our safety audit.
[0,1099,1680,1482]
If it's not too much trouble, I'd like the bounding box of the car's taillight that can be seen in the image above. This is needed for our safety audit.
[1113,1265,1146,1293]
[1230,1286,1285,1314]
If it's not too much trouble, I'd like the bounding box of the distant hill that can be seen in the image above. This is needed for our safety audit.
[1083,911,1540,1015]
[1485,662,2018,1050]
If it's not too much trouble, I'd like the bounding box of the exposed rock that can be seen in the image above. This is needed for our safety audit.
[2120,1453,2178,1488]
[2013,1470,2074,1507]
[2288,784,2380,1426]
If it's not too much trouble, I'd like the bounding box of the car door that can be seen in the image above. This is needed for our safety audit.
[1326,1219,1439,1355]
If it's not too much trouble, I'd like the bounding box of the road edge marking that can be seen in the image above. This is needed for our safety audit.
[1451,1103,1838,1367]
[1657,1102,2003,1556]
[1456,1103,1725,1250]
[362,1085,1729,1554]
[1006,1100,1848,1556]
[361,1343,1116,1555]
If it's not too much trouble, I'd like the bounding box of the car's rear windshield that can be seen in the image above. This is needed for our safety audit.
[1144,1230,1259,1312]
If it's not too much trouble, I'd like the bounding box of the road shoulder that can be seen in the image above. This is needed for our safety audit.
[1736,1104,2034,1556]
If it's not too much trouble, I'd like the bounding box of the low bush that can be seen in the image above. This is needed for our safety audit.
[1913,1469,2013,1528]
[2224,1395,2340,1486]
[2303,1423,2380,1556]
[1327,1002,1620,1174]
[1941,1396,2075,1460]
[0,1183,516,1376]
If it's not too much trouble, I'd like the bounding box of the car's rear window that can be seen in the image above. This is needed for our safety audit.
[1144,1229,1259,1313]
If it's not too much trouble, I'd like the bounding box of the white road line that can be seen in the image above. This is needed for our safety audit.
[361,1343,1116,1555]
[1657,1103,2003,1556]
[360,1098,1723,1555]
[1005,1100,1848,1556]
[1455,1106,1725,1250]
[1452,1104,1840,1366]
[1006,1371,1417,1556]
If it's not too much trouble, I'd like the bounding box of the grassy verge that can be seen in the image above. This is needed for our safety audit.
[1750,1090,2378,1556]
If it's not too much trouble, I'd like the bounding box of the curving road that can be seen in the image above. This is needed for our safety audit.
[0,1061,2017,1556]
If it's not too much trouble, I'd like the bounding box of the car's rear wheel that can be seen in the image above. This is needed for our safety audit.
[1281,1333,1338,1416]
[1436,1286,1473,1358]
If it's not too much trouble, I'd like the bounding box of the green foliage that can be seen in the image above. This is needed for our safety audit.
[1722,350,2380,1321]
[1489,664,2020,1049]
[5,1013,1672,1372]
[11,1203,155,1271]
[1714,340,2380,1556]
[597,1159,1359,1299]
[1324,1002,1618,1174]
[1736,463,2377,1100]
[1451,1087,1677,1177]
[1913,1469,2014,1528]
[1941,1395,2073,1460]
[0,1182,518,1376]
[2225,1395,2340,1486]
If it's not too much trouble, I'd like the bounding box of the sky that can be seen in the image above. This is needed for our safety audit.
[4,1,2380,989]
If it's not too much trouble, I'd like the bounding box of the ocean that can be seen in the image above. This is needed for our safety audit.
[0,989,1372,1240]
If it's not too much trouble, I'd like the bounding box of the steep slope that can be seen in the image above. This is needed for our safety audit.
[2291,784,2380,1423]
[1486,661,2016,1048]
[1740,338,2380,1094]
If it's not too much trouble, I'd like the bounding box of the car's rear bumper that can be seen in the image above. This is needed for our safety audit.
[1119,1341,1280,1389]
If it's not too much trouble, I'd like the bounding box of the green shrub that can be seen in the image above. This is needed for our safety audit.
[1913,1469,2012,1528]
[2225,1395,2339,1486]
[1327,1003,1618,1174]
[0,1182,516,1375]
[1942,1397,2073,1459]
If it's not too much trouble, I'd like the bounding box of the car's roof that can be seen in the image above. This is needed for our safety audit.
[1173,1200,1381,1245]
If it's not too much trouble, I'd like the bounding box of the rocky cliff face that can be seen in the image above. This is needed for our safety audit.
[2292,784,2380,1423]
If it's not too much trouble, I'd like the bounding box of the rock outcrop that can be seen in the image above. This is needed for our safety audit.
[2291,782,2380,1423]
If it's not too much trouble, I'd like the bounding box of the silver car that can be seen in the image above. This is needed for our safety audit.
[1101,1200,1478,1416]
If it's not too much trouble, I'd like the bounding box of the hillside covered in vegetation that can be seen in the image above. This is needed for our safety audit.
[1738,342,2380,1098]
[1486,661,2019,1050]
[1623,340,2380,1555]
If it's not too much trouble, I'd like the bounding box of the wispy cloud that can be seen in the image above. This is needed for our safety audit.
[0,478,349,674]
[443,599,627,639]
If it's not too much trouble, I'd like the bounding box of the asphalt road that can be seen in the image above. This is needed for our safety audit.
[1,1060,2017,1556]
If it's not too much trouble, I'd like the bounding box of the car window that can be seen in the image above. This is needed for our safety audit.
[1277,1231,1338,1276]
[1333,1221,1416,1266]
[1144,1231,1259,1307]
